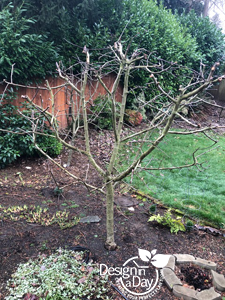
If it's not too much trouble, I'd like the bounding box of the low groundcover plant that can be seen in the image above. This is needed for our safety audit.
[148,209,186,234]
[6,249,111,300]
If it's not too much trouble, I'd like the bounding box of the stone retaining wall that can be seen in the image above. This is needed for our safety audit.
[161,254,225,300]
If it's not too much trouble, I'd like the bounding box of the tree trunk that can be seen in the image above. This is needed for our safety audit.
[203,0,210,16]
[105,179,117,250]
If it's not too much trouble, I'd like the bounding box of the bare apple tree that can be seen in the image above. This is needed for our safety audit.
[2,42,224,250]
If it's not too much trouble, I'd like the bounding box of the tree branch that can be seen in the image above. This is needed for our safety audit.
[34,143,105,194]
[168,126,225,135]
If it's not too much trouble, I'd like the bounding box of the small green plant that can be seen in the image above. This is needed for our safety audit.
[15,172,24,185]
[40,241,48,251]
[6,249,111,300]
[148,209,186,234]
[0,204,79,229]
[185,220,194,232]
[54,186,63,197]
[149,204,157,214]
[70,204,79,208]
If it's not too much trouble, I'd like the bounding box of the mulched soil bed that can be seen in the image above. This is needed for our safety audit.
[0,152,225,300]
[0,102,225,299]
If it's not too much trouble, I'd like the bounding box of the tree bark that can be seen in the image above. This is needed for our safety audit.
[203,0,210,16]
[105,179,117,250]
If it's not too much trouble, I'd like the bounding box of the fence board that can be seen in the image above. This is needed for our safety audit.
[0,74,123,129]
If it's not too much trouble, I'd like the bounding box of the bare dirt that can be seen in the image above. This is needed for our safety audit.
[176,263,213,291]
[0,101,225,299]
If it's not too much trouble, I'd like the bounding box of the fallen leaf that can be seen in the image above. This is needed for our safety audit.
[78,276,86,284]
[81,265,86,272]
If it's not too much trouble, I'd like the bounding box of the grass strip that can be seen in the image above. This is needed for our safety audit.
[117,130,225,228]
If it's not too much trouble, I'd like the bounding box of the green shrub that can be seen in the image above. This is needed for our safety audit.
[178,10,225,72]
[0,142,20,166]
[6,249,111,300]
[121,0,200,65]
[89,95,121,130]
[118,0,201,110]
[38,133,63,157]
[0,91,62,168]
[0,4,59,83]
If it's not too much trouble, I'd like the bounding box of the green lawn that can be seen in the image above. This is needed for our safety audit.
[117,130,225,228]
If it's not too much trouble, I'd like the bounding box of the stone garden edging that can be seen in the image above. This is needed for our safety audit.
[161,254,225,300]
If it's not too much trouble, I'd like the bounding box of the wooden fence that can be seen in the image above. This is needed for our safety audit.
[210,79,225,102]
[0,74,123,129]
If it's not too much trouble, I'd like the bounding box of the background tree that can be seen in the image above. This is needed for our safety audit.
[2,41,224,249]
[202,0,224,18]
[158,0,225,27]
[157,0,223,16]
[156,0,204,15]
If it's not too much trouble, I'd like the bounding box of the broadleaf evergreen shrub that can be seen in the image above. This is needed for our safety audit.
[0,91,62,168]
[37,132,63,158]
[178,10,225,72]
[0,4,59,83]
[1,0,224,114]
[118,0,202,110]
